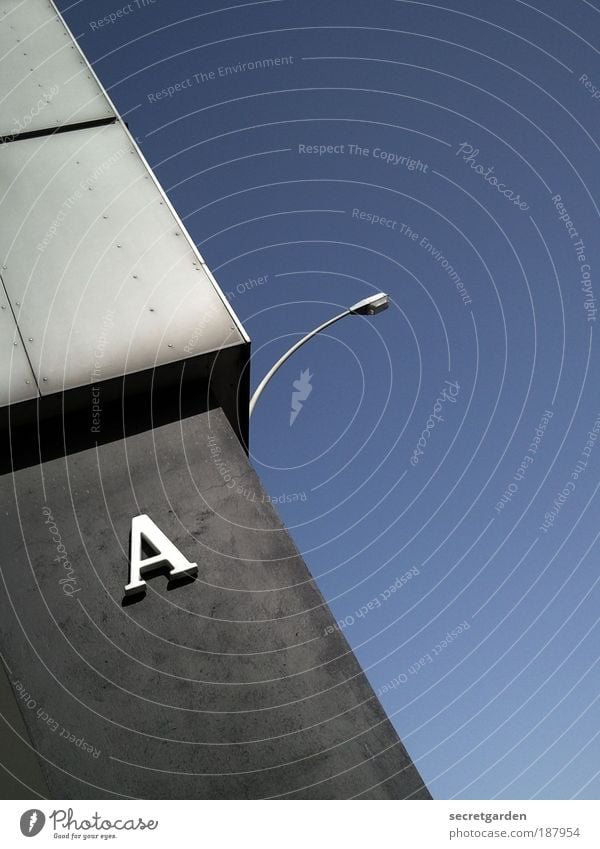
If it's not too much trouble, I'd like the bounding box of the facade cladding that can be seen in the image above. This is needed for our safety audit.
[0,0,430,798]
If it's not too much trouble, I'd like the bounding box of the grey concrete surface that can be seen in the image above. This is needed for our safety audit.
[0,408,430,799]
[0,659,49,798]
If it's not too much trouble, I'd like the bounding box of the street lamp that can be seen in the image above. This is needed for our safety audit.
[249,293,389,417]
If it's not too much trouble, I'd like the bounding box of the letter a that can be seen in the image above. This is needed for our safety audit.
[124,514,198,595]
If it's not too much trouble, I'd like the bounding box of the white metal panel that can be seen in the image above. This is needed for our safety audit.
[0,282,38,405]
[0,0,114,138]
[0,122,245,396]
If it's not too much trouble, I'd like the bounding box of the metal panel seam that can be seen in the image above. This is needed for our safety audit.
[0,272,40,399]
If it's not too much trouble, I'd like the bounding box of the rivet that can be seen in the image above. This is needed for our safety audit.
[28,337,33,341]
[25,380,30,384]
[168,343,173,348]
[116,244,122,248]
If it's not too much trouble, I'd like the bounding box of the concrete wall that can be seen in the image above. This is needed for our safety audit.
[0,408,429,799]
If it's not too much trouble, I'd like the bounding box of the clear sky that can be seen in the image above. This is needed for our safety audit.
[58,0,600,799]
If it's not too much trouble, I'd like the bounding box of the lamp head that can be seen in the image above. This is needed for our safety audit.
[349,292,390,316]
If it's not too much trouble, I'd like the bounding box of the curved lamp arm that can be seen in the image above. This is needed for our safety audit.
[249,309,350,418]
[249,293,389,418]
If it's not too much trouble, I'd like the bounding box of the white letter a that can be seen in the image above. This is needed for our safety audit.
[124,514,198,596]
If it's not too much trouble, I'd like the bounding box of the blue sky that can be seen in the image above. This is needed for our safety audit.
[58,0,600,799]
